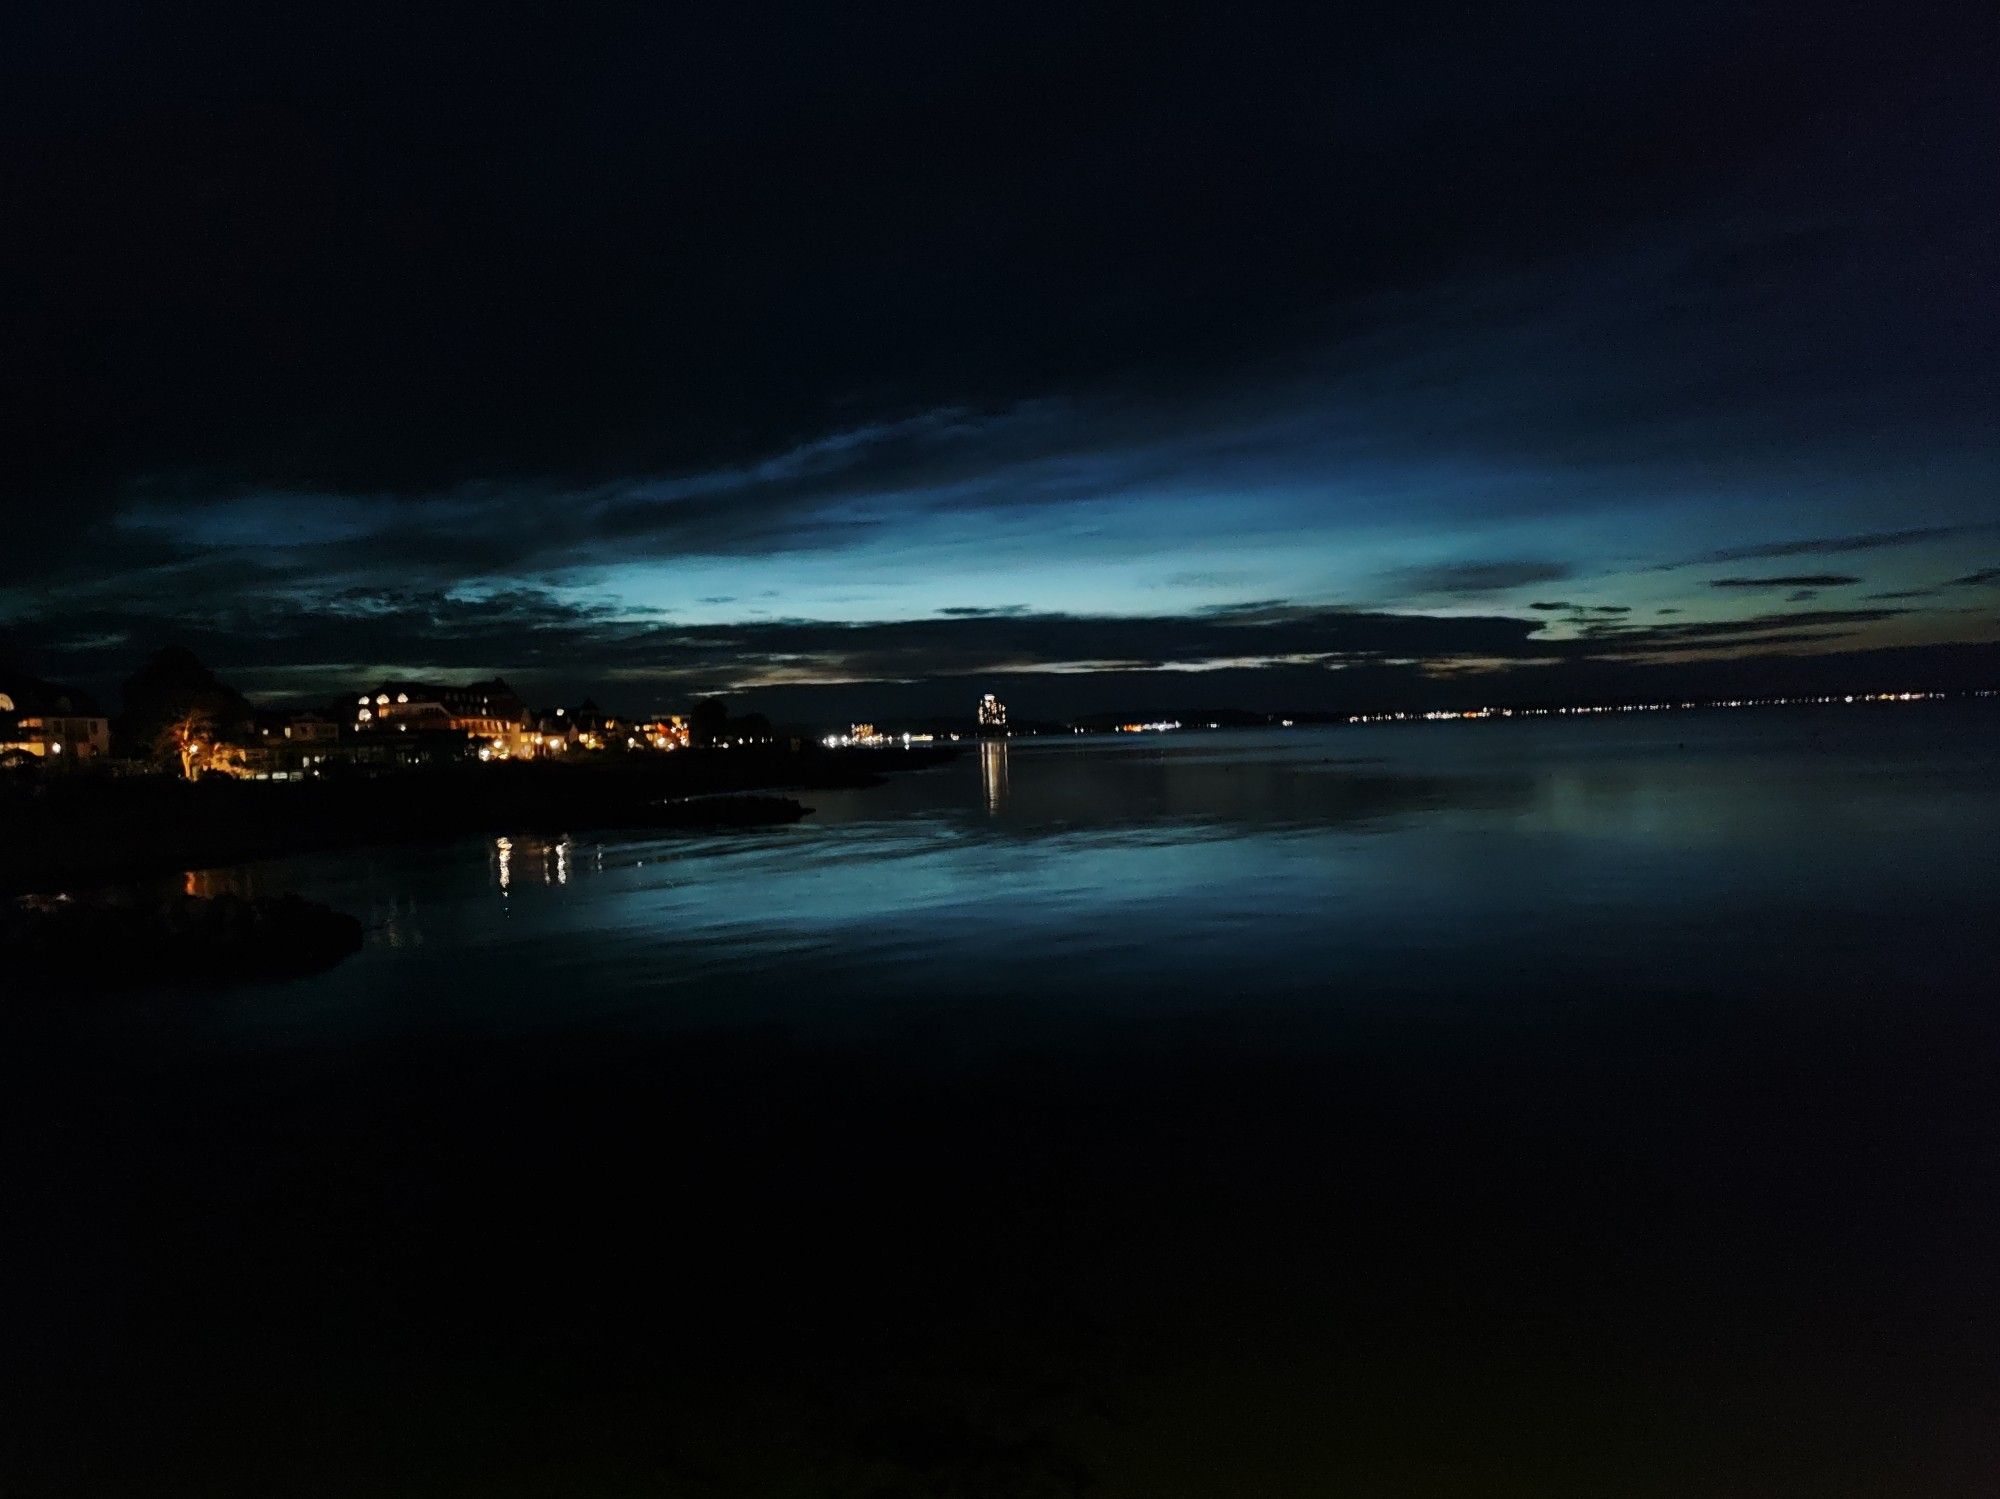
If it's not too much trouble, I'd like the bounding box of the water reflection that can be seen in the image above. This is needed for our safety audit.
[373,893,425,949]
[184,712,2000,1012]
[979,738,1009,815]
[491,833,579,894]
[816,731,1513,836]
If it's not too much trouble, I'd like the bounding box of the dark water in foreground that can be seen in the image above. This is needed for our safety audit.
[7,707,2000,1495]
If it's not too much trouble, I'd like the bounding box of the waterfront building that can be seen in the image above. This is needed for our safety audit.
[0,676,111,765]
[557,700,626,752]
[351,678,544,757]
[353,678,528,739]
[977,692,1008,733]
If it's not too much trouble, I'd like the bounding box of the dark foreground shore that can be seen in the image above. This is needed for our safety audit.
[0,745,955,895]
[5,889,366,987]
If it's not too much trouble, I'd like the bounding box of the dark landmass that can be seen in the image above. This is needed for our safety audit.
[0,746,956,895]
[5,890,363,989]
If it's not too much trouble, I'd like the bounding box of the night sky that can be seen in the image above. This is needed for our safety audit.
[4,2,1995,719]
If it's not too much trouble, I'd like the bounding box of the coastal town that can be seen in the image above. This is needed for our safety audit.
[0,647,791,782]
[0,648,1028,783]
[0,644,982,904]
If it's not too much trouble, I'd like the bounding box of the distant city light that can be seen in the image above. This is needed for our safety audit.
[1342,689,1964,726]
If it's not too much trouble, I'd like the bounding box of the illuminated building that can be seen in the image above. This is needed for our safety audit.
[0,677,111,765]
[977,692,1008,733]
[539,700,626,752]
[354,678,528,739]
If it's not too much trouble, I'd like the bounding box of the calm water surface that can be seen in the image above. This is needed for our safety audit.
[7,708,1999,1495]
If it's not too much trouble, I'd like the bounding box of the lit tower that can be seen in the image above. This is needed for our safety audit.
[977,692,1008,733]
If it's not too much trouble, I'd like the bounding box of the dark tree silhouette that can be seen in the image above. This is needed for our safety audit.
[689,697,727,749]
[118,647,253,758]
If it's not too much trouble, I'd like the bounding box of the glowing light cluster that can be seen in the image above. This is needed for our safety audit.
[1344,689,1977,726]
[821,728,942,748]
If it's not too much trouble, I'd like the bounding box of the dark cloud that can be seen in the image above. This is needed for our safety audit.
[1393,561,1573,597]
[1529,601,1635,631]
[1196,601,1296,618]
[1572,608,1908,652]
[1950,567,2000,587]
[8,591,1555,703]
[1708,575,1862,589]
[1658,524,1990,569]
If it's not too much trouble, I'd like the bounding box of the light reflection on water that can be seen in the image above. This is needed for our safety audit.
[177,705,2000,1041]
[979,737,1008,814]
